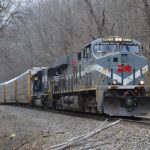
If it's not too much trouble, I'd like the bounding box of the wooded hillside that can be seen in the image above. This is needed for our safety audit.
[0,0,150,82]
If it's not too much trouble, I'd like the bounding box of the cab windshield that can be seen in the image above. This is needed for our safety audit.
[93,44,117,55]
[120,45,140,53]
[93,44,140,56]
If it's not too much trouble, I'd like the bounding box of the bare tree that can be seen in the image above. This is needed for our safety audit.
[84,0,105,37]
[0,0,20,32]
[1,0,150,81]
[141,0,150,28]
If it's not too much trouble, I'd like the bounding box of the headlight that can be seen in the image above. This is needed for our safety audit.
[118,38,122,42]
[112,80,117,85]
[139,80,144,85]
[115,37,122,42]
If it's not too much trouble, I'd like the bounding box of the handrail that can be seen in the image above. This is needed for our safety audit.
[96,69,107,101]
[145,73,150,96]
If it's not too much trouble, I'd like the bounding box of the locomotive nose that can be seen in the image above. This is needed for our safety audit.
[108,52,148,86]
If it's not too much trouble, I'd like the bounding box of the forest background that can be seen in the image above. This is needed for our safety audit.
[0,0,150,82]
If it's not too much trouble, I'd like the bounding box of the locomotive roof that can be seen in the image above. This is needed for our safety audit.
[50,37,142,70]
[52,56,69,68]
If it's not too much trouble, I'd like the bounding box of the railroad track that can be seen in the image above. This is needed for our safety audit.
[1,104,150,128]
[121,117,150,127]
[26,106,150,128]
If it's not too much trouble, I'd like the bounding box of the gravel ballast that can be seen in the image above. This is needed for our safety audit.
[0,105,149,150]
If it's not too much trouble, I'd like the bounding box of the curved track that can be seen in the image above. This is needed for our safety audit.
[121,117,150,127]
[1,104,150,129]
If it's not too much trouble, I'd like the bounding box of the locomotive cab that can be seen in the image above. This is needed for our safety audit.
[32,69,48,94]
[32,69,48,107]
[91,37,150,116]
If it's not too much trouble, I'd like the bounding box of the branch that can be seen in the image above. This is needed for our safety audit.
[84,0,103,37]
[0,11,19,31]
[44,119,121,150]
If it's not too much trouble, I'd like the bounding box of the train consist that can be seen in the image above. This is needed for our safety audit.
[0,36,150,116]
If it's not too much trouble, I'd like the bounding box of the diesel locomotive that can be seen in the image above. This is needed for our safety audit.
[0,36,150,116]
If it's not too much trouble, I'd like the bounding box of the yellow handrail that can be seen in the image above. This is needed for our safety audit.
[96,69,107,101]
[145,73,150,96]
